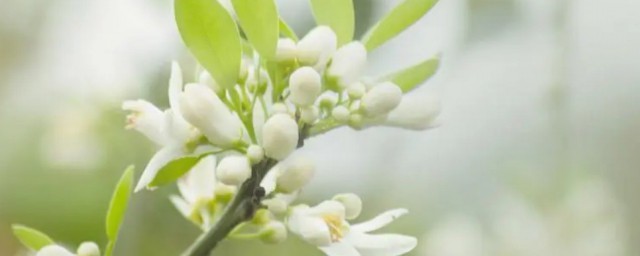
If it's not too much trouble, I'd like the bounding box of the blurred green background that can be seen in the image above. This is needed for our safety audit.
[1,0,638,255]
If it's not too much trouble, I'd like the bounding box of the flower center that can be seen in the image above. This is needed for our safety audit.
[322,214,346,242]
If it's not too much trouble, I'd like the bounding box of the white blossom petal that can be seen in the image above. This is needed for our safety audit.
[178,155,217,203]
[347,233,417,256]
[350,209,408,233]
[169,195,191,218]
[319,241,361,256]
[168,61,183,112]
[135,145,184,192]
[36,245,75,256]
[122,100,169,145]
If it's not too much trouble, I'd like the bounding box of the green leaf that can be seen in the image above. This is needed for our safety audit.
[232,0,279,59]
[310,0,354,46]
[279,18,299,42]
[12,224,55,251]
[175,0,242,89]
[105,166,134,245]
[383,57,439,92]
[148,156,201,187]
[362,0,439,51]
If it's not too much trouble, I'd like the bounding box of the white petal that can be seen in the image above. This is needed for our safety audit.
[384,94,441,130]
[36,245,75,256]
[169,195,191,218]
[347,233,417,256]
[122,99,169,145]
[350,209,408,233]
[179,155,217,203]
[168,61,183,111]
[319,241,361,256]
[296,216,333,246]
[134,145,184,192]
[164,109,194,144]
[310,200,346,220]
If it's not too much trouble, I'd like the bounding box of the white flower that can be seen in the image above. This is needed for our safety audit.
[327,42,367,89]
[275,156,315,193]
[179,83,244,147]
[76,242,100,256]
[276,38,297,62]
[170,156,218,229]
[287,201,417,256]
[36,242,100,256]
[289,67,322,107]
[123,62,198,192]
[384,94,441,130]
[216,155,251,186]
[300,106,319,124]
[360,82,403,117]
[37,245,75,256]
[297,26,337,69]
[262,114,299,160]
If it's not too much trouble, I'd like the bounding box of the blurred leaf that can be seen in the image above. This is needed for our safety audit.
[105,166,134,256]
[310,0,354,46]
[362,0,438,51]
[12,224,55,251]
[232,0,279,59]
[279,18,299,42]
[382,57,439,92]
[148,156,200,187]
[175,0,242,89]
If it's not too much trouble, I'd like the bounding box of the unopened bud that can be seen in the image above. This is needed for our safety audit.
[216,155,251,186]
[271,102,289,114]
[247,144,264,163]
[289,67,322,107]
[327,42,367,89]
[77,242,100,256]
[252,209,272,225]
[262,114,299,160]
[331,106,350,122]
[276,156,315,193]
[260,221,288,244]
[300,106,319,124]
[385,93,441,130]
[263,197,289,214]
[333,193,362,220]
[347,82,366,99]
[360,82,402,117]
[297,26,337,69]
[179,83,243,147]
[276,38,297,62]
[349,113,363,128]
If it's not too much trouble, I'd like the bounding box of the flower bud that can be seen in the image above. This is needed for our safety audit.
[247,144,264,163]
[327,42,367,89]
[276,38,297,62]
[347,82,366,99]
[318,93,338,110]
[331,106,350,122]
[179,83,243,147]
[198,71,223,95]
[239,58,249,82]
[252,208,272,225]
[385,94,441,130]
[216,155,251,186]
[360,82,403,117]
[263,197,289,214]
[37,245,74,256]
[333,193,363,220]
[297,26,337,69]
[260,221,288,244]
[349,113,363,128]
[271,102,289,114]
[289,67,322,107]
[262,114,299,160]
[300,106,319,124]
[77,242,100,256]
[277,156,315,193]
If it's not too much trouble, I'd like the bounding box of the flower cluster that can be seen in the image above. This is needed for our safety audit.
[123,24,440,255]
